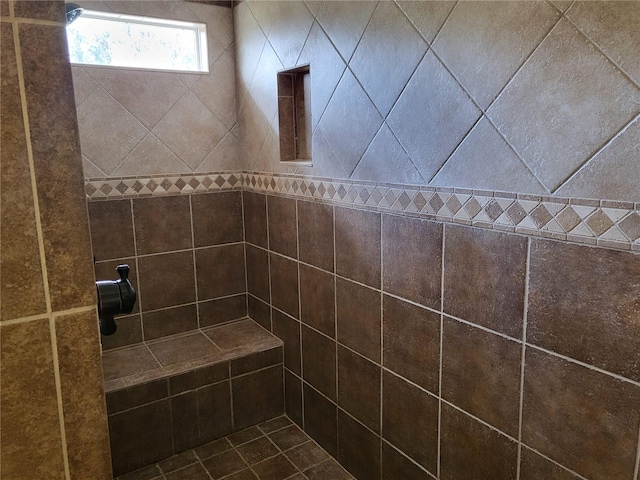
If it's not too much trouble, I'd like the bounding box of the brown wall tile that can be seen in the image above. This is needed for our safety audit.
[246,245,270,303]
[299,264,335,337]
[0,23,46,321]
[338,410,381,480]
[298,200,334,271]
[232,365,284,430]
[88,200,135,261]
[20,23,96,311]
[335,207,381,288]
[196,244,246,299]
[138,251,195,311]
[303,384,338,457]
[134,196,192,255]
[270,253,299,318]
[273,309,301,376]
[106,379,168,414]
[442,318,522,437]
[338,347,381,436]
[0,319,66,479]
[383,295,439,394]
[528,239,640,382]
[14,0,65,21]
[382,442,433,480]
[55,310,112,480]
[443,225,527,338]
[382,371,438,475]
[231,347,282,377]
[109,399,173,476]
[285,369,303,427]
[519,447,582,480]
[143,304,198,340]
[382,215,442,309]
[192,191,243,247]
[522,348,640,480]
[440,404,518,480]
[248,294,271,331]
[199,294,248,328]
[268,195,297,258]
[100,314,142,350]
[336,277,381,362]
[243,191,268,248]
[170,363,229,396]
[303,326,336,401]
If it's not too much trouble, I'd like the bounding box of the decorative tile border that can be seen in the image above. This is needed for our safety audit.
[86,171,640,252]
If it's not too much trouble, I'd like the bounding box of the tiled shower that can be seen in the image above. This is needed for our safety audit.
[1,1,639,480]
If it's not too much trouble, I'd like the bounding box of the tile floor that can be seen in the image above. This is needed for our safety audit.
[115,416,354,480]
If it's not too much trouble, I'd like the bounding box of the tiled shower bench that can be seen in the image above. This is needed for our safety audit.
[102,319,285,477]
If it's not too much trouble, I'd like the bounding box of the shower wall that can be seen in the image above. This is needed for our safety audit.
[233,2,640,480]
[0,1,111,479]
[88,191,247,350]
[72,0,237,177]
[235,0,640,202]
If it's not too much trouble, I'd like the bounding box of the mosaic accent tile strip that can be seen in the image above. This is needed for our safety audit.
[85,172,243,199]
[86,171,640,252]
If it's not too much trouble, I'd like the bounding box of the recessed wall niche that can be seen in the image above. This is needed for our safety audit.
[277,65,311,163]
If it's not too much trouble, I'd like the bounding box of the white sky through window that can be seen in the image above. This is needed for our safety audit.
[66,10,208,73]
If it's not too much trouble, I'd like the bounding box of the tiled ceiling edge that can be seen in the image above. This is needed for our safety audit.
[85,171,640,253]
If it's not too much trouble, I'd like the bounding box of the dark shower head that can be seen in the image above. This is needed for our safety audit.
[65,3,84,26]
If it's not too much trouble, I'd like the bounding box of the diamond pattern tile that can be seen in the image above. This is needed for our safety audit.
[316,1,377,61]
[267,1,315,67]
[433,1,558,109]
[76,88,147,175]
[388,52,481,181]
[397,1,456,43]
[87,67,187,129]
[618,213,640,242]
[488,19,640,191]
[350,1,428,116]
[586,210,614,236]
[318,69,383,176]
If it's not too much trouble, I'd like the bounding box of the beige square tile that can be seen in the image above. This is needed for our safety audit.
[318,69,383,176]
[297,22,347,130]
[87,67,186,129]
[568,1,640,86]
[397,1,456,43]
[388,51,481,181]
[267,1,315,67]
[353,124,424,185]
[234,2,267,90]
[249,41,283,126]
[432,118,545,193]
[556,118,640,202]
[192,50,237,130]
[77,87,147,175]
[316,1,377,61]
[153,92,228,169]
[487,19,640,191]
[350,1,427,116]
[433,1,558,109]
[113,134,187,176]
[71,67,99,107]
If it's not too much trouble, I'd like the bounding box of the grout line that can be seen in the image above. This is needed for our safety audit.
[382,439,437,480]
[552,113,640,195]
[13,20,70,480]
[0,305,96,327]
[519,444,590,480]
[128,198,145,344]
[633,421,640,480]
[379,209,385,477]
[188,195,200,329]
[241,191,249,319]
[516,238,532,480]
[437,223,446,478]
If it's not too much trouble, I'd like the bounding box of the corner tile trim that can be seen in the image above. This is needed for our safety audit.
[86,171,640,253]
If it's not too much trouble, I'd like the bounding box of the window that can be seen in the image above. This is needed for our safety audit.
[66,10,208,73]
